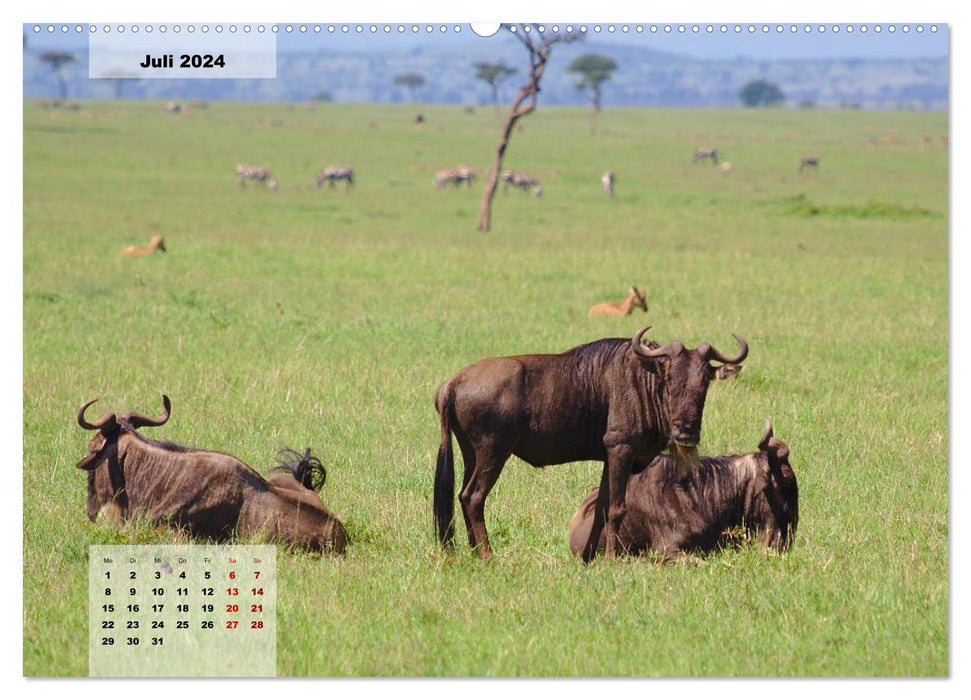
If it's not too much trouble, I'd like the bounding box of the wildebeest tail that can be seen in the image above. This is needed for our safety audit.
[433,385,456,547]
[273,447,327,492]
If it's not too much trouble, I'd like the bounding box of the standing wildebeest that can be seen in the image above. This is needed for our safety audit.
[798,155,820,174]
[315,166,354,189]
[587,286,647,317]
[120,235,166,258]
[235,163,278,190]
[434,325,748,561]
[601,171,615,197]
[568,418,798,562]
[76,395,347,553]
[693,148,719,164]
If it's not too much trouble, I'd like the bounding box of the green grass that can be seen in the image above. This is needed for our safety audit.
[23,100,947,676]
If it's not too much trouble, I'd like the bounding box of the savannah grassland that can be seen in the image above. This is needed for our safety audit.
[23,100,947,676]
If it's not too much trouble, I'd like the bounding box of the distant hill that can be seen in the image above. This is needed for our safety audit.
[22,39,948,110]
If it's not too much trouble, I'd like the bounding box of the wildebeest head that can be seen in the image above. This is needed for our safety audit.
[76,395,172,471]
[631,326,747,459]
[752,418,799,551]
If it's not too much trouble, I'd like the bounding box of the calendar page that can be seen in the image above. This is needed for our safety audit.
[21,11,949,679]
[88,545,275,677]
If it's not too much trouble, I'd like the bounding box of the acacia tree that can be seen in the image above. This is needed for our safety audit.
[566,54,618,134]
[739,79,785,107]
[474,61,516,113]
[40,51,75,100]
[477,25,580,233]
[393,72,426,103]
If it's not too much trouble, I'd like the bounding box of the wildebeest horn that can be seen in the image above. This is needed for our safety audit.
[704,333,748,365]
[631,326,684,359]
[77,398,118,432]
[758,416,773,452]
[121,394,172,429]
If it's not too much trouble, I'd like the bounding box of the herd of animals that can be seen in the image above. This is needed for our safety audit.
[103,130,805,562]
[76,318,799,563]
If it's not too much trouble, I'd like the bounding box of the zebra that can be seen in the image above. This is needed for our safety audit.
[798,155,820,174]
[316,166,354,189]
[601,171,615,197]
[434,165,475,190]
[235,164,278,190]
[692,148,719,164]
[502,170,541,195]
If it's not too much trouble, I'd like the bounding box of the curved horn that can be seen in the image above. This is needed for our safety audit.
[77,398,117,432]
[758,416,774,452]
[705,333,748,365]
[631,326,684,360]
[121,394,172,429]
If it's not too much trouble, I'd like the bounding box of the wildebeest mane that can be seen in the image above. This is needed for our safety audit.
[121,424,196,453]
[272,447,327,492]
[561,337,660,396]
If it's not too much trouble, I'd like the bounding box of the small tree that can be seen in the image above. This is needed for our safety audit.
[566,54,618,134]
[739,79,785,108]
[393,72,426,103]
[40,51,75,100]
[477,25,580,232]
[474,61,517,113]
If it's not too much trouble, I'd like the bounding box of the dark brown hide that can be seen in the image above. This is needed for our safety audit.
[568,419,798,560]
[434,325,746,561]
[76,396,346,553]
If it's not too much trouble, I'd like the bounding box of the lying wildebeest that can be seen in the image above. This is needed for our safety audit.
[76,395,347,554]
[434,325,747,561]
[120,235,166,258]
[588,286,647,317]
[568,418,797,562]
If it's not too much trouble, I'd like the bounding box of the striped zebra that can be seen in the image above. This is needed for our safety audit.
[692,148,719,164]
[502,170,541,196]
[434,165,475,190]
[316,166,354,189]
[235,164,278,190]
[798,155,819,174]
[601,171,615,197]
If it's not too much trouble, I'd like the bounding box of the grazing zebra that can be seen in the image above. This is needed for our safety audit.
[798,155,820,174]
[434,165,475,190]
[316,166,354,189]
[692,148,719,164]
[235,163,278,190]
[601,171,615,197]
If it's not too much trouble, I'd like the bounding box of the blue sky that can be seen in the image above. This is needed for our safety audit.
[23,22,948,62]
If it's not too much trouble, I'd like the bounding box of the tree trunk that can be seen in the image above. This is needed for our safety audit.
[477,108,522,232]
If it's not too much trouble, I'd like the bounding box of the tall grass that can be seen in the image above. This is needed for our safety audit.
[23,101,947,676]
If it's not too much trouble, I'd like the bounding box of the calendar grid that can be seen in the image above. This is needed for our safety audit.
[88,544,277,677]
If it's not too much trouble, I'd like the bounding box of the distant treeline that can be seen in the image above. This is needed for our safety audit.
[22,41,948,110]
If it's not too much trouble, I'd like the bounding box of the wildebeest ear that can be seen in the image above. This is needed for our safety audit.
[714,364,742,381]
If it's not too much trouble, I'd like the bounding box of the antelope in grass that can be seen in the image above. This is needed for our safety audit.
[120,235,166,258]
[316,166,354,189]
[798,155,819,174]
[601,171,615,197]
[236,163,278,189]
[693,148,719,164]
[588,287,648,318]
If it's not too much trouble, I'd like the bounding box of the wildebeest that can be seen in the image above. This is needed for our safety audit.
[501,170,541,196]
[568,418,798,562]
[587,286,647,317]
[433,325,748,561]
[798,155,820,174]
[120,235,166,258]
[76,395,347,554]
[315,166,354,189]
[693,148,719,164]
[236,163,278,189]
[601,171,615,196]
